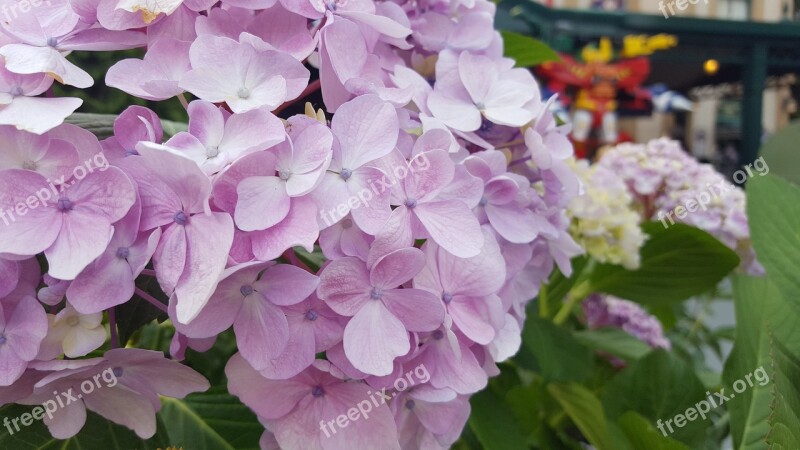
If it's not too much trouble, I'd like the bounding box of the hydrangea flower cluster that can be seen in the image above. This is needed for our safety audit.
[566,159,645,270]
[0,0,583,447]
[596,138,762,275]
[583,293,671,352]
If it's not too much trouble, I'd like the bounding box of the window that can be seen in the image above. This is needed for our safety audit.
[717,0,751,20]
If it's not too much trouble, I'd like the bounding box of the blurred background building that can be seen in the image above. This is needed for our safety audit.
[500,0,800,173]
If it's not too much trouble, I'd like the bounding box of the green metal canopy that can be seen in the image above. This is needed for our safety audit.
[497,1,800,165]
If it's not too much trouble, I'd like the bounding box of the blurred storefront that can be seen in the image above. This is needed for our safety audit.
[499,0,800,167]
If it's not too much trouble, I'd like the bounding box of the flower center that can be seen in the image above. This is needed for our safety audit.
[405,399,416,410]
[370,287,383,300]
[116,247,130,259]
[206,146,219,158]
[237,87,251,99]
[432,329,444,340]
[340,168,352,181]
[46,37,58,47]
[240,285,254,297]
[67,316,79,327]
[125,148,139,157]
[0,334,6,345]
[57,198,73,212]
[173,211,188,226]
[279,170,291,181]
[10,86,23,96]
[442,292,453,304]
[21,160,38,170]
[311,386,324,397]
[305,310,319,321]
[112,366,123,377]
[404,198,417,209]
[478,196,489,207]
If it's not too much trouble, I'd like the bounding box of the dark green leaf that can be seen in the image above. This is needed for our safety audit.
[117,275,169,346]
[66,113,187,139]
[158,387,262,450]
[518,316,595,382]
[541,256,589,306]
[0,405,169,449]
[591,223,739,303]
[292,246,326,272]
[602,349,709,448]
[468,383,531,450]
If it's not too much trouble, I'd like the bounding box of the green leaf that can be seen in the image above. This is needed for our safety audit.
[66,113,187,139]
[590,223,739,303]
[468,383,531,450]
[767,338,800,449]
[573,328,653,362]
[617,411,691,450]
[548,383,615,450]
[601,349,709,448]
[540,256,589,307]
[292,246,327,272]
[158,387,263,450]
[758,120,800,186]
[518,316,595,382]
[0,405,170,449]
[746,175,800,312]
[500,31,559,67]
[118,275,169,346]
[724,275,800,450]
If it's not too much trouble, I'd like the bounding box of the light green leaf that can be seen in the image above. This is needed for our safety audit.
[574,327,653,362]
[757,121,800,186]
[767,338,800,449]
[500,31,559,67]
[725,275,800,450]
[617,411,691,450]
[548,383,615,450]
[591,223,739,303]
[746,175,800,312]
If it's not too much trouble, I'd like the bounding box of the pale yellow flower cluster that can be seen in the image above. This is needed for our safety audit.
[567,159,646,270]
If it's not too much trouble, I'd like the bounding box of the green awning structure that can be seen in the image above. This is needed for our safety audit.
[497,1,800,164]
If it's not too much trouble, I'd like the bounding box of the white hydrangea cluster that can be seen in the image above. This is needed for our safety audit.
[567,159,646,269]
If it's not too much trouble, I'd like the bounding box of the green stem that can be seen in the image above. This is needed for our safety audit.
[538,283,550,318]
[553,280,592,325]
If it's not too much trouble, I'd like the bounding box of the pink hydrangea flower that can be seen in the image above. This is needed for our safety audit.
[0,296,48,386]
[318,247,445,375]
